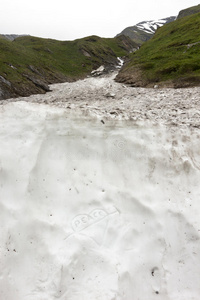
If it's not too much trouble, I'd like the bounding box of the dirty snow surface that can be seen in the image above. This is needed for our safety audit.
[1,72,200,300]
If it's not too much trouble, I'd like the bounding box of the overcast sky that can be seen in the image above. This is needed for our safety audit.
[1,0,199,41]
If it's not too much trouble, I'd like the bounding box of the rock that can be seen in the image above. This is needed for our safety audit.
[0,76,11,87]
[0,88,3,99]
[0,85,12,100]
[91,66,105,76]
[23,74,50,92]
[110,111,117,115]
[105,92,116,98]
[28,65,42,76]
[7,63,17,70]
[81,49,91,57]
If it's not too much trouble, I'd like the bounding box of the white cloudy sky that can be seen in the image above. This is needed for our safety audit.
[1,0,199,40]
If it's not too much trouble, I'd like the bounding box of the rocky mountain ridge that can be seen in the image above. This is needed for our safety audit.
[116,16,176,45]
[177,4,200,19]
[0,34,28,41]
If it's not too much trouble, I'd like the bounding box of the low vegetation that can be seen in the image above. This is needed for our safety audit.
[0,34,136,99]
[177,4,200,19]
[116,11,200,87]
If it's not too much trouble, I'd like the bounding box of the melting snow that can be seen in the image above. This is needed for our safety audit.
[1,73,200,299]
[136,19,169,34]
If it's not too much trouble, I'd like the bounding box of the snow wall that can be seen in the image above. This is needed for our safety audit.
[0,102,200,300]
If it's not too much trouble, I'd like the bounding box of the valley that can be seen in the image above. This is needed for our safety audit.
[1,4,200,299]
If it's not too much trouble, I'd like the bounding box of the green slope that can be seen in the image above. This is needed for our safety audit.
[177,4,200,19]
[116,12,200,87]
[117,26,152,45]
[0,34,136,99]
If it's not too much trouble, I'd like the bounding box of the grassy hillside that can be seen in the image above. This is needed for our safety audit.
[116,12,200,88]
[117,26,151,45]
[177,4,200,19]
[0,34,136,99]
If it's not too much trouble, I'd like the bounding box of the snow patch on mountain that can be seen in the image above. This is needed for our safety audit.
[116,16,176,45]
[136,17,176,34]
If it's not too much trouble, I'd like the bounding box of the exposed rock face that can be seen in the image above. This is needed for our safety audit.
[0,76,12,100]
[115,34,139,51]
[0,86,10,100]
[81,49,91,57]
[0,34,28,41]
[0,75,11,87]
[23,74,50,92]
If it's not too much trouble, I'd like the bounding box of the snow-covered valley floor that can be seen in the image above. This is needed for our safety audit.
[0,72,200,299]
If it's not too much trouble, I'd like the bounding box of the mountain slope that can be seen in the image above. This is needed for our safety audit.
[116,11,200,88]
[0,34,136,99]
[0,34,28,41]
[116,17,176,45]
[177,4,200,19]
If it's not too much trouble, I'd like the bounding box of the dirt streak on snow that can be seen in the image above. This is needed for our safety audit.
[0,72,200,300]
